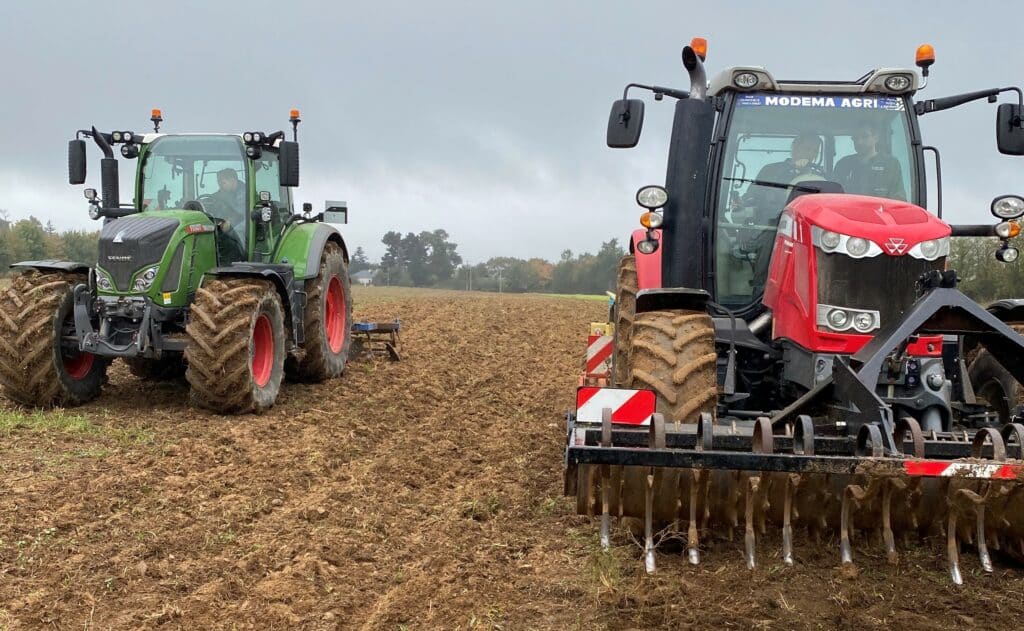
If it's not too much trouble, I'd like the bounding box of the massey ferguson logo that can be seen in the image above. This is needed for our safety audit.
[885,237,908,255]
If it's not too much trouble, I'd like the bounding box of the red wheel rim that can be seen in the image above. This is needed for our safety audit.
[63,352,95,380]
[325,276,346,354]
[251,314,274,387]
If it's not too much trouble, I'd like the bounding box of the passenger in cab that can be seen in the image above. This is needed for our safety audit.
[833,123,906,200]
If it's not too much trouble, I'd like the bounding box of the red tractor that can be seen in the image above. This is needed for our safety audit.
[565,40,1024,582]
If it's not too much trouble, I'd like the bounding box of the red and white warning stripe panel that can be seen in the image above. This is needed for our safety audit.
[586,334,613,376]
[576,386,656,426]
[904,460,1024,480]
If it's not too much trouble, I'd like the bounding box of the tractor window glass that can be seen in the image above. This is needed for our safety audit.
[253,152,285,206]
[139,136,248,223]
[715,93,917,309]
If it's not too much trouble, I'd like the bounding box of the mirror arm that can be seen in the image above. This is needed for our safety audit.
[623,83,689,102]
[915,86,1023,116]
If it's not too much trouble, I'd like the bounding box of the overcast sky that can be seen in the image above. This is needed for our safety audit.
[0,1,1020,263]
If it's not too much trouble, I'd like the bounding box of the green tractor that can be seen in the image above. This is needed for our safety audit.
[0,109,354,414]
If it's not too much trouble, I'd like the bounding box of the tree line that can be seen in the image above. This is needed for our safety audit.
[0,213,99,274]
[350,229,628,294]
[2,214,1021,301]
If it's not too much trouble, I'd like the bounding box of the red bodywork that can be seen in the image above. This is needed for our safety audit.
[631,228,663,290]
[762,194,950,355]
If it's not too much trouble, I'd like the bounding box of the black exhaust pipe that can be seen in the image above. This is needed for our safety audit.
[91,126,119,210]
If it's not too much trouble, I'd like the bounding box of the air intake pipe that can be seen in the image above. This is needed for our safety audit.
[682,46,707,101]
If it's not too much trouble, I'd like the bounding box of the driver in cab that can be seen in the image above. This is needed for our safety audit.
[738,132,824,220]
[211,168,247,252]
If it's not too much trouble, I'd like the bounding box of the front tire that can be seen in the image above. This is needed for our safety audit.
[185,278,286,414]
[611,255,637,386]
[287,242,353,382]
[0,270,106,407]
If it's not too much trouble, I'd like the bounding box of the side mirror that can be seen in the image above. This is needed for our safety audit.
[279,141,300,187]
[324,200,348,225]
[69,139,87,184]
[997,103,1024,155]
[607,99,645,148]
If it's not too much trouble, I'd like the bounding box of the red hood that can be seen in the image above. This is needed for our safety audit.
[788,194,950,248]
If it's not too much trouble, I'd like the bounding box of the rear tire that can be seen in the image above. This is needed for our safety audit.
[0,270,106,407]
[124,355,186,380]
[968,332,1024,425]
[185,278,285,414]
[287,242,353,382]
[611,255,637,386]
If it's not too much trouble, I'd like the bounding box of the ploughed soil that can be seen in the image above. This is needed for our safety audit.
[3,287,1024,629]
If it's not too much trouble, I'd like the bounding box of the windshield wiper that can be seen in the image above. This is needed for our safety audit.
[723,177,824,194]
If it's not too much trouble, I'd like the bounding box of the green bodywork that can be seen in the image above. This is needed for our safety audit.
[93,210,218,308]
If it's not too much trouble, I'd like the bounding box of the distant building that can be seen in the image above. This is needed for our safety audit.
[352,270,376,286]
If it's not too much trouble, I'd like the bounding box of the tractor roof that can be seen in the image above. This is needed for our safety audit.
[708,66,922,97]
[139,132,284,147]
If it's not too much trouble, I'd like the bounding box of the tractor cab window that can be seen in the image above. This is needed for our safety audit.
[252,151,289,212]
[140,135,249,252]
[715,92,917,309]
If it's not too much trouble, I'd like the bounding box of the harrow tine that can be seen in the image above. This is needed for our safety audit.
[840,484,861,566]
[881,481,896,563]
[947,509,963,585]
[744,476,760,570]
[599,408,613,549]
[643,413,667,574]
[687,470,702,565]
[744,418,773,570]
[783,416,814,566]
[644,472,656,573]
[688,413,714,566]
[978,502,993,574]
[782,475,795,566]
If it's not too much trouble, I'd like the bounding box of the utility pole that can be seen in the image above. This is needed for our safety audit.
[498,269,502,294]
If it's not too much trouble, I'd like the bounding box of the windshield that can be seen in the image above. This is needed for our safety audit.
[715,92,917,309]
[139,135,248,223]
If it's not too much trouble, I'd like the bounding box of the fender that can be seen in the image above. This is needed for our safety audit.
[630,228,662,290]
[203,263,305,346]
[986,299,1024,324]
[11,260,91,274]
[273,222,349,280]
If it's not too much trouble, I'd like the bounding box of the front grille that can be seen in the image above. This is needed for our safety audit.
[98,216,179,291]
[816,251,943,328]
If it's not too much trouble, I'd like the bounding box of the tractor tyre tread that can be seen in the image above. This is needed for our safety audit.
[185,278,285,414]
[612,255,638,386]
[0,270,106,407]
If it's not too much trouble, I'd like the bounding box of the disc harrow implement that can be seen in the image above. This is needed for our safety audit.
[566,401,1024,584]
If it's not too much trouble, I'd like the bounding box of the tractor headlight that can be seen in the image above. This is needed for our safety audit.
[636,185,669,209]
[95,270,114,291]
[853,312,876,333]
[733,72,759,89]
[133,266,159,292]
[991,195,1024,220]
[884,74,912,92]
[636,239,659,255]
[846,237,870,257]
[817,304,880,333]
[243,132,254,143]
[908,237,949,260]
[997,245,1020,263]
[995,222,1020,239]
[111,131,122,142]
[811,226,883,258]
[819,230,841,251]
[827,308,849,328]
